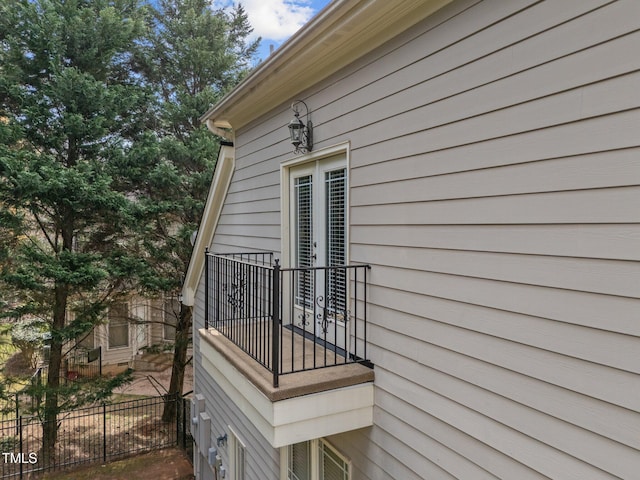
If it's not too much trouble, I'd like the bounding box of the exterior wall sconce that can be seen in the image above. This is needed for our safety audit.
[288,100,313,153]
[216,433,227,447]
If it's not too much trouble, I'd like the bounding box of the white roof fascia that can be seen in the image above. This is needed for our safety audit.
[200,0,453,131]
[182,143,235,306]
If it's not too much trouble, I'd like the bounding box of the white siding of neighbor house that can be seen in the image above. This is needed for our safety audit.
[194,0,640,478]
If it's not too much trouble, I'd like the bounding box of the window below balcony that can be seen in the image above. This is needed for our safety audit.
[229,428,246,480]
[286,439,350,480]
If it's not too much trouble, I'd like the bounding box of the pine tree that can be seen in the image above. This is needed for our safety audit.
[135,0,259,422]
[0,0,151,461]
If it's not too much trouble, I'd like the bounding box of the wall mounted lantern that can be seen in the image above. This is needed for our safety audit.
[288,100,313,154]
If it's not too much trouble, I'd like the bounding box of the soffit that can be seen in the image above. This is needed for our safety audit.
[201,0,452,131]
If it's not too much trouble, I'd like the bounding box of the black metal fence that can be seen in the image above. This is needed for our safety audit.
[0,394,192,479]
[177,392,193,461]
[0,368,44,422]
[63,346,102,380]
[205,251,371,387]
[1,348,103,422]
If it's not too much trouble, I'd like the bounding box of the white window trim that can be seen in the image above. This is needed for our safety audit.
[280,142,350,269]
[280,438,351,480]
[229,426,246,480]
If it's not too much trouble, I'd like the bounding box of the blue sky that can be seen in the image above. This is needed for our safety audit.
[212,0,331,61]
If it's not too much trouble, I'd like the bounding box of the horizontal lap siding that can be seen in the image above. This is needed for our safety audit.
[341,0,640,478]
[192,363,280,480]
[210,143,280,254]
[192,277,280,480]
[199,0,640,478]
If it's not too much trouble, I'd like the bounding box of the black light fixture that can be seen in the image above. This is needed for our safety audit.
[288,100,312,153]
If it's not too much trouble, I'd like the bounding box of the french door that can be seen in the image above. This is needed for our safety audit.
[289,155,348,352]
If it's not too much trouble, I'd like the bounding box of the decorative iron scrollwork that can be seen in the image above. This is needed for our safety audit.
[222,271,246,314]
[297,311,311,327]
[315,294,350,334]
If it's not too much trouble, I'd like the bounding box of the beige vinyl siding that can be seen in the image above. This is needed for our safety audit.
[210,176,280,255]
[200,0,640,478]
[147,298,164,345]
[351,224,640,261]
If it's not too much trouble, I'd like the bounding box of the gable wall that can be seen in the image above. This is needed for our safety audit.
[199,0,640,477]
[192,275,281,480]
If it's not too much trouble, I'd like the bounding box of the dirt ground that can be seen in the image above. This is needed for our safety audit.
[41,363,196,479]
[115,363,193,397]
[39,448,193,480]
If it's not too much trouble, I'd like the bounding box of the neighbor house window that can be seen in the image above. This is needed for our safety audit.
[287,439,349,480]
[108,302,129,348]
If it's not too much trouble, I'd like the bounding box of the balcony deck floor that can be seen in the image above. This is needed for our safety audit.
[200,321,374,402]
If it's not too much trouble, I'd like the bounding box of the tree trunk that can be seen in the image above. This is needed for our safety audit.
[42,218,73,463]
[42,282,67,463]
[162,303,192,423]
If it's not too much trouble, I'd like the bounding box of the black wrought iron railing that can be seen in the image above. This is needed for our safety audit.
[204,251,371,387]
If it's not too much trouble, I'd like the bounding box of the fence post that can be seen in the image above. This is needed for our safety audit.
[102,403,107,463]
[175,392,180,447]
[182,397,187,448]
[15,393,19,436]
[19,416,23,480]
[205,248,210,329]
[271,260,280,388]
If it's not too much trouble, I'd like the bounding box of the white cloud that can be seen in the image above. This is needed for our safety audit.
[212,0,315,42]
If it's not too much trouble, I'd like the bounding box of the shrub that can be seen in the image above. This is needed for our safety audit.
[141,343,174,354]
[10,320,47,369]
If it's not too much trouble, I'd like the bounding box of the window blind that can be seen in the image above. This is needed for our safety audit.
[325,169,347,314]
[295,175,314,307]
[288,441,311,480]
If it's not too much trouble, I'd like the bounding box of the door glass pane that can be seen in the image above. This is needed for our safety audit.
[319,441,349,480]
[325,169,346,317]
[295,175,314,307]
[288,442,311,480]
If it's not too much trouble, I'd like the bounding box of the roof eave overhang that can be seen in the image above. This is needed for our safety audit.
[200,0,453,131]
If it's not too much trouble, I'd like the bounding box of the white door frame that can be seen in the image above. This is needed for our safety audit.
[280,143,350,350]
[280,142,350,268]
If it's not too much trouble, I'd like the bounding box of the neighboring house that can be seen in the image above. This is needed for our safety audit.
[183,1,640,479]
[77,295,179,370]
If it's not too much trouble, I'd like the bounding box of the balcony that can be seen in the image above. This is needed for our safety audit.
[199,251,374,447]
